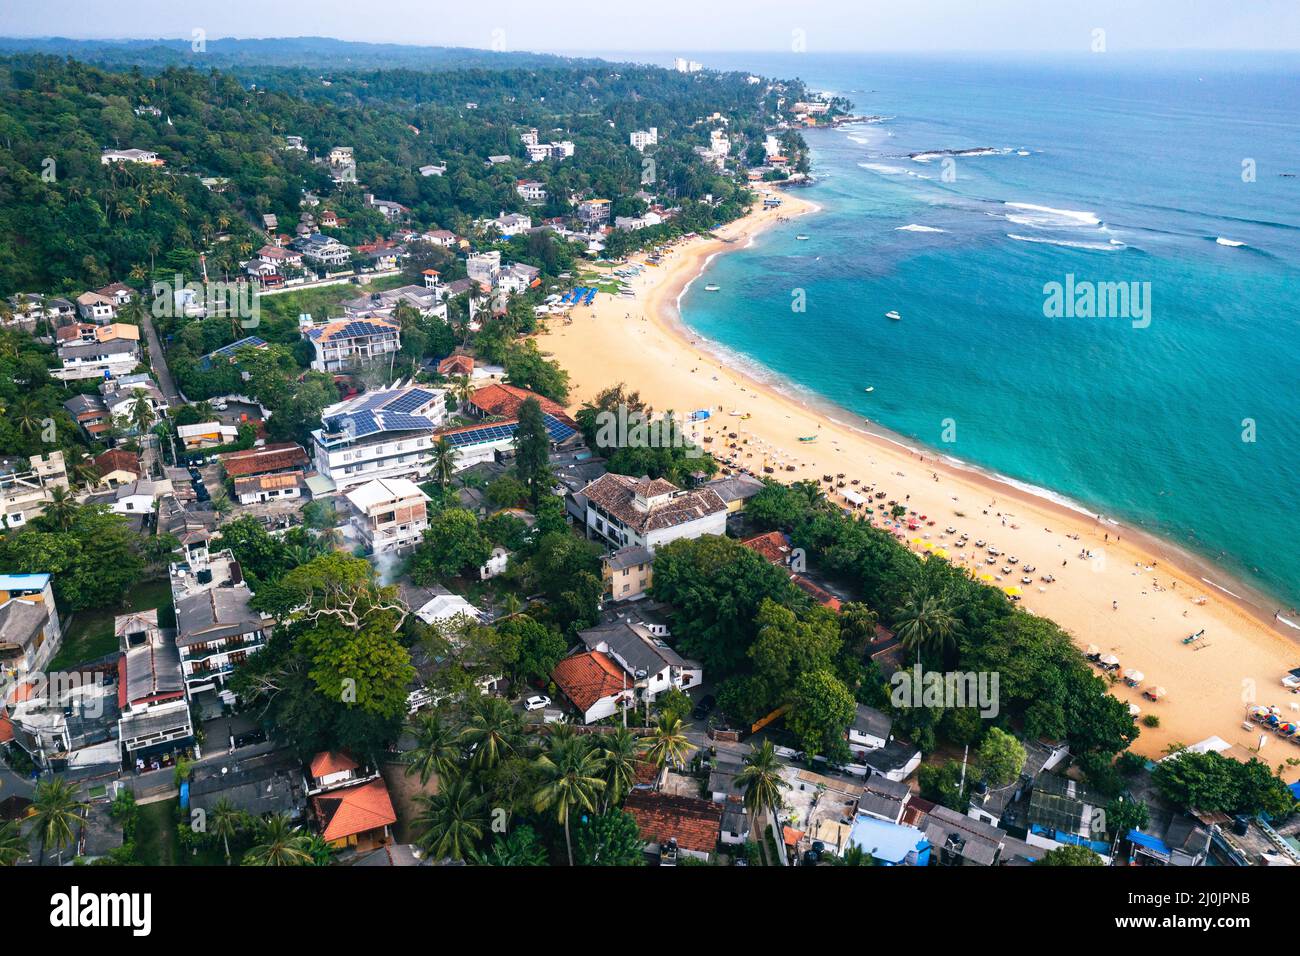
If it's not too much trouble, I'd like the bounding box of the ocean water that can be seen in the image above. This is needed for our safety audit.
[676,53,1300,608]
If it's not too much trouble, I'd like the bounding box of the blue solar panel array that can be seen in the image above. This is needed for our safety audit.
[439,413,576,448]
[384,389,436,415]
[208,336,266,359]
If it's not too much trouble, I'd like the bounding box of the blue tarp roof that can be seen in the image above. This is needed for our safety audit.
[1127,829,1171,855]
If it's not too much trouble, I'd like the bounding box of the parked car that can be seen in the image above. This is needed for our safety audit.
[691,694,716,721]
[524,695,551,711]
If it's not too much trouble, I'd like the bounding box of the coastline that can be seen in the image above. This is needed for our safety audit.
[537,187,1300,770]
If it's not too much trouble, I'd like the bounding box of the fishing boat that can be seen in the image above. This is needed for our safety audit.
[885,310,902,321]
[704,284,720,292]
[798,435,817,443]
[864,386,874,393]
[795,234,810,241]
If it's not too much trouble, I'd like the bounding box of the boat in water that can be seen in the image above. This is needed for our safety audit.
[864,386,874,393]
[885,310,902,321]
[795,234,810,241]
[704,284,720,292]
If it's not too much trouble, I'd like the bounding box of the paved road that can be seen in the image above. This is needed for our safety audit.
[139,310,182,406]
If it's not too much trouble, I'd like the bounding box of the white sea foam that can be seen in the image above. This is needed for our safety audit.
[1007,233,1121,251]
[1004,201,1102,228]
[896,224,946,233]
[858,162,909,176]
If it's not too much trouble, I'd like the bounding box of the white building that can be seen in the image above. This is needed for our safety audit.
[311,384,447,495]
[344,477,430,555]
[301,315,402,374]
[515,180,547,203]
[0,453,69,530]
[0,573,62,677]
[101,148,161,165]
[630,128,659,151]
[579,474,727,552]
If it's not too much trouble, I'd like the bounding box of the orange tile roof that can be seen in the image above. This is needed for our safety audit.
[470,383,567,420]
[741,531,790,565]
[218,442,308,478]
[437,354,474,375]
[312,777,397,843]
[551,651,628,713]
[0,714,12,744]
[624,791,723,854]
[792,575,842,611]
[95,449,140,478]
[310,751,359,779]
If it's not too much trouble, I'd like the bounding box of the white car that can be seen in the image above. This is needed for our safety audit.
[524,695,551,711]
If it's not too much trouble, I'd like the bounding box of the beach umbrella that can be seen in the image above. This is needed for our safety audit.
[1100,654,1120,667]
[1003,586,1022,597]
[1146,686,1167,700]
[1123,668,1144,683]
[933,548,950,559]
[1128,703,1141,717]
[1085,644,1099,656]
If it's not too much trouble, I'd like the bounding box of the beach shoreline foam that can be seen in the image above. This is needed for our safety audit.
[536,185,1300,769]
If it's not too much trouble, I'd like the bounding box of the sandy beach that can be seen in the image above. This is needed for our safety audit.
[537,188,1300,774]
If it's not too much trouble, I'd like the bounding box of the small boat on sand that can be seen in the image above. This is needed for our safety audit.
[885,310,902,321]
[798,435,817,443]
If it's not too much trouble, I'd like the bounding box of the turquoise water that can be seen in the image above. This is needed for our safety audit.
[677,53,1300,608]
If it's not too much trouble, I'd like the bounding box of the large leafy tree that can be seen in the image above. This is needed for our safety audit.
[649,535,803,675]
[408,508,492,584]
[788,669,855,762]
[975,728,1027,788]
[512,397,551,509]
[574,810,646,866]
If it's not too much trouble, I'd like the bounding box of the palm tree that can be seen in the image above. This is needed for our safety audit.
[209,797,244,864]
[405,712,462,785]
[431,436,456,490]
[735,740,789,823]
[129,393,155,434]
[533,736,606,866]
[12,400,42,436]
[210,492,233,528]
[641,715,691,771]
[599,728,640,811]
[29,778,86,865]
[0,820,28,866]
[498,592,523,621]
[42,486,79,531]
[243,814,312,866]
[460,695,523,771]
[413,774,486,861]
[893,586,963,667]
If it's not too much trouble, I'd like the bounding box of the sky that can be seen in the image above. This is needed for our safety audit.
[1,0,1298,53]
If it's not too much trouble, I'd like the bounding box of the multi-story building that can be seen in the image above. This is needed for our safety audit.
[630,128,658,151]
[170,545,271,704]
[516,179,547,203]
[115,609,195,768]
[0,573,62,677]
[577,198,612,228]
[301,315,401,374]
[0,452,70,530]
[344,477,430,555]
[579,473,727,552]
[100,148,163,166]
[292,233,351,269]
[311,385,447,494]
[52,337,139,381]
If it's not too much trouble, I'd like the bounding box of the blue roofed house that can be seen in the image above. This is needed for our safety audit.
[1024,772,1113,863]
[847,813,931,866]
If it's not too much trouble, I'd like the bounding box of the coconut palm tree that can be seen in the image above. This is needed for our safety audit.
[599,728,641,812]
[210,492,233,528]
[29,778,86,865]
[460,694,523,771]
[405,711,462,785]
[533,736,606,866]
[209,797,245,864]
[893,585,963,667]
[42,486,79,531]
[0,820,28,866]
[735,739,789,823]
[431,436,456,490]
[243,814,312,866]
[413,774,486,862]
[130,393,155,434]
[641,714,691,771]
[12,400,42,436]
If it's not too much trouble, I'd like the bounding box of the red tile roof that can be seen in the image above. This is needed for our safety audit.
[741,531,790,565]
[792,574,842,611]
[0,714,12,745]
[312,777,397,843]
[310,751,359,779]
[438,354,474,376]
[469,383,567,420]
[218,442,308,478]
[551,651,628,713]
[623,791,723,854]
[94,449,140,479]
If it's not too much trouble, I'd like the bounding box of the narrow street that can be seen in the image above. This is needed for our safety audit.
[139,309,182,406]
